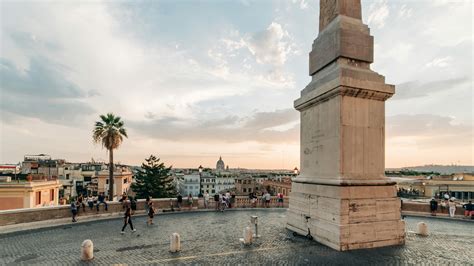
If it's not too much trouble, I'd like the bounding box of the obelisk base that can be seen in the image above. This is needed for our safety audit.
[287,181,405,251]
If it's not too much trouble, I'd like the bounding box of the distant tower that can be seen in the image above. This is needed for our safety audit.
[216,156,225,172]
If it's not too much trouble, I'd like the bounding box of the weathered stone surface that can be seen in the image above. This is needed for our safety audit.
[320,0,362,32]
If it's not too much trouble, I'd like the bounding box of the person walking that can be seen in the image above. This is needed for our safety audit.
[448,198,456,217]
[204,192,209,209]
[277,193,284,207]
[70,200,78,223]
[121,206,136,234]
[230,191,236,208]
[177,194,183,209]
[147,202,156,225]
[429,198,438,216]
[145,196,151,212]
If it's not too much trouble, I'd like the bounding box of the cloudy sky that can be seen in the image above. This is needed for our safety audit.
[0,0,472,169]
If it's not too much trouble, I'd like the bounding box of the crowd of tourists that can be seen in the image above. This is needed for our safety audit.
[429,193,473,219]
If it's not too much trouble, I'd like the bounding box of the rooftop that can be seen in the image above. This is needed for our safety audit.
[0,209,472,264]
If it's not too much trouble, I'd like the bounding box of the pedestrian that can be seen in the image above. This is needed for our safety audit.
[147,202,156,225]
[121,206,136,234]
[204,192,209,209]
[177,194,183,209]
[145,196,151,212]
[70,200,78,223]
[448,198,456,217]
[277,193,284,207]
[220,193,228,212]
[251,193,257,208]
[429,198,438,216]
[214,193,220,210]
[78,194,86,212]
[264,191,271,208]
[230,191,236,208]
[169,199,175,211]
[97,193,108,212]
[462,200,473,218]
[87,195,94,210]
[187,193,193,209]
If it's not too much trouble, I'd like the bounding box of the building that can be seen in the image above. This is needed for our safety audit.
[234,176,260,195]
[88,165,133,198]
[180,174,200,196]
[200,171,216,195]
[0,178,60,210]
[216,156,225,172]
[215,172,235,194]
[263,177,292,196]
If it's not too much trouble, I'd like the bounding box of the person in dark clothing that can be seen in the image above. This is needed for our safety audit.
[70,201,78,222]
[462,201,473,218]
[147,202,156,225]
[430,198,438,216]
[177,194,183,209]
[214,194,220,210]
[121,206,136,234]
[97,193,108,212]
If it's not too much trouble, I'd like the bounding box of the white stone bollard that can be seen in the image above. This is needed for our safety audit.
[250,216,260,238]
[417,222,429,236]
[170,233,181,252]
[240,226,253,245]
[81,239,94,261]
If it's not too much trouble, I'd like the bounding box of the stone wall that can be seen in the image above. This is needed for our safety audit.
[0,196,289,227]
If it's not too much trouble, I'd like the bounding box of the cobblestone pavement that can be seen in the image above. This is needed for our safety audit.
[0,209,473,265]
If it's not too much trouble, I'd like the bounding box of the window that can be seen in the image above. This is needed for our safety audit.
[50,189,54,201]
[36,191,41,205]
[123,178,127,184]
[106,179,109,184]
[243,188,247,192]
[212,190,215,193]
[66,174,70,180]
[249,188,252,193]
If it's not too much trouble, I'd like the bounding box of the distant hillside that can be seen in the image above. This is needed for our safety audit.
[386,165,474,175]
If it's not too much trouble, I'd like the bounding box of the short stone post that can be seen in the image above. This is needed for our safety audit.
[250,215,260,238]
[239,226,253,245]
[417,222,429,236]
[81,239,93,261]
[170,233,181,252]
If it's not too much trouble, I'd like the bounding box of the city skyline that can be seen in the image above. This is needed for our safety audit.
[1,0,472,169]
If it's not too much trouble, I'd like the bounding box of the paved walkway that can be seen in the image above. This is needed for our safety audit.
[0,209,473,265]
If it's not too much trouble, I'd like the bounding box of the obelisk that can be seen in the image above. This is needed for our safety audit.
[287,0,405,251]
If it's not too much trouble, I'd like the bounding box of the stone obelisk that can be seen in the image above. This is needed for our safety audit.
[287,0,405,251]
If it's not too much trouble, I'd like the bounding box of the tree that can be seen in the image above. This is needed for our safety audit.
[132,155,177,199]
[93,113,128,201]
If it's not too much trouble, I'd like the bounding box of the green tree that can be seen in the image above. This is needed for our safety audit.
[132,155,177,199]
[92,113,128,201]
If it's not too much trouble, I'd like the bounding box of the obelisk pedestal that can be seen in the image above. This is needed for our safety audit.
[287,0,405,251]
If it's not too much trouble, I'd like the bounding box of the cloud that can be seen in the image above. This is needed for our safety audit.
[425,56,452,68]
[0,57,95,123]
[393,77,470,100]
[386,114,473,150]
[129,108,299,144]
[247,22,292,67]
[367,0,390,29]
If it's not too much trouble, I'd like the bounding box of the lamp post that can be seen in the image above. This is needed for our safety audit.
[198,165,203,197]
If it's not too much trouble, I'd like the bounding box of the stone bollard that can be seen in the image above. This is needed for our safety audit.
[239,226,253,245]
[250,216,260,238]
[170,233,181,252]
[81,239,94,261]
[417,222,429,236]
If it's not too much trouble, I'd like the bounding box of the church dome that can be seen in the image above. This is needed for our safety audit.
[216,156,225,171]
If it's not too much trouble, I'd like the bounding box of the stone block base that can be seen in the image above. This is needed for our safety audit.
[287,182,405,251]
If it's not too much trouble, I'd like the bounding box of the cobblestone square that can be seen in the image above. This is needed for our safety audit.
[0,209,473,265]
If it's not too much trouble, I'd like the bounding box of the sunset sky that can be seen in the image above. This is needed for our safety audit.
[0,0,472,169]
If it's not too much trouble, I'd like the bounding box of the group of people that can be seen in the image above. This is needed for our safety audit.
[429,193,474,219]
[69,193,108,222]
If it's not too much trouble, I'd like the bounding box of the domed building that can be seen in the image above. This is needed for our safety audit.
[216,156,225,172]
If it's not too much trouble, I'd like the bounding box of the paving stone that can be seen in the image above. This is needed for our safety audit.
[0,210,472,265]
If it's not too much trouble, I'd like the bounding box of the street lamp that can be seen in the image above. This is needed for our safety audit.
[198,165,203,197]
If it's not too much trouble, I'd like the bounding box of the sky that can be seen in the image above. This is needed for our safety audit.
[0,0,472,169]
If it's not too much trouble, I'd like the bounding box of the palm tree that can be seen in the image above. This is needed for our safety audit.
[93,113,128,201]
